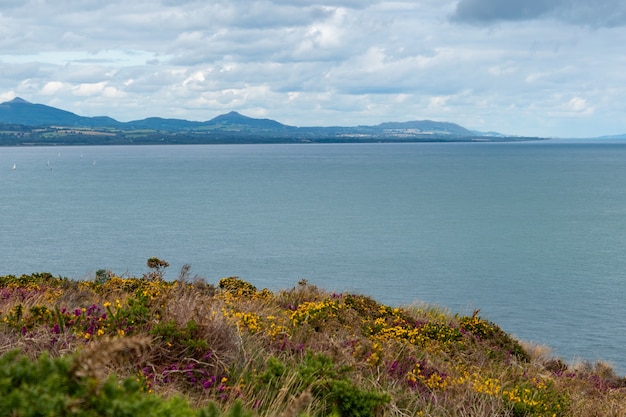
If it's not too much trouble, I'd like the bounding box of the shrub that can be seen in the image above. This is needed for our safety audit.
[297,351,390,417]
[0,350,185,417]
[459,314,530,362]
[218,277,257,297]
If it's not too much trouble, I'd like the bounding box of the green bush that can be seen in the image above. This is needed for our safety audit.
[149,319,209,353]
[297,351,390,417]
[323,379,390,417]
[0,350,251,417]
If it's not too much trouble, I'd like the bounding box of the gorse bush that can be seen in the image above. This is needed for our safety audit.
[1,267,626,416]
[459,313,530,362]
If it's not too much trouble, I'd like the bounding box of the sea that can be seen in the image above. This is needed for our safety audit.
[1,140,625,374]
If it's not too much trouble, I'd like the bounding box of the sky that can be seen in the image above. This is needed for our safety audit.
[1,0,626,138]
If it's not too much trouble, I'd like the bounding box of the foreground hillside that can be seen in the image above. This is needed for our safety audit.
[1,260,624,417]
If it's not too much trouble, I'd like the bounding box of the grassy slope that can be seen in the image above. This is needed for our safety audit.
[0,266,625,417]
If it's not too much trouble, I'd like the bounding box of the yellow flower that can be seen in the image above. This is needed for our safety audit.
[103,301,111,308]
[97,329,105,336]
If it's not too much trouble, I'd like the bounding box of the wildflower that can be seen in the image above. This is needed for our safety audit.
[201,376,216,389]
[103,301,111,308]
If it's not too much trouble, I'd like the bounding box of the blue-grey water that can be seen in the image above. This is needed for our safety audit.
[1,141,625,374]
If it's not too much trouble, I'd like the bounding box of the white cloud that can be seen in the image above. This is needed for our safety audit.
[41,81,66,95]
[0,0,624,137]
[428,96,451,111]
[568,97,588,112]
[71,81,125,98]
[548,96,595,117]
[0,91,17,102]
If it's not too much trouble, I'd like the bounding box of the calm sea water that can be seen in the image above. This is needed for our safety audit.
[1,141,625,373]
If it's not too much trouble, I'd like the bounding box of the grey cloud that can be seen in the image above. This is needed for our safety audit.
[262,0,381,9]
[559,2,626,27]
[0,62,45,82]
[56,64,115,84]
[451,0,626,27]
[451,0,557,23]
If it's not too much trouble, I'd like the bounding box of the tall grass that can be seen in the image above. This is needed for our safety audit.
[0,264,624,416]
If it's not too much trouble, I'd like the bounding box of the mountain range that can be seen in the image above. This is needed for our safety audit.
[0,97,539,145]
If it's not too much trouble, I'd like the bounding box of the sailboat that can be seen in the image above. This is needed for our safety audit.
[12,164,16,170]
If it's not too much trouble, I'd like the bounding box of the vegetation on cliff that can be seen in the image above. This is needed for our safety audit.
[0,260,624,416]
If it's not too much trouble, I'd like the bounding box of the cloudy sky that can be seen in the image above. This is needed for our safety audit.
[1,0,625,137]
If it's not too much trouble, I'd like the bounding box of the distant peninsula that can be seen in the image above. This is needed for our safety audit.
[0,97,544,146]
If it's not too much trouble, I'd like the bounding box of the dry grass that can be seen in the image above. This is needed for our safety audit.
[71,335,152,381]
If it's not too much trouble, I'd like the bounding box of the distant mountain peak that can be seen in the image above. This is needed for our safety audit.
[210,111,251,122]
[207,110,285,129]
[5,97,31,104]
[0,97,121,128]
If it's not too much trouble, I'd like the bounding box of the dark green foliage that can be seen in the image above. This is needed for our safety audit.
[258,356,286,389]
[323,379,391,417]
[0,351,179,417]
[0,350,252,417]
[297,351,343,385]
[149,319,209,353]
[297,352,390,417]
[112,293,150,332]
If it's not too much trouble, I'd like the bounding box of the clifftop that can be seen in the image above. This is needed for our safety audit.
[0,270,624,416]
